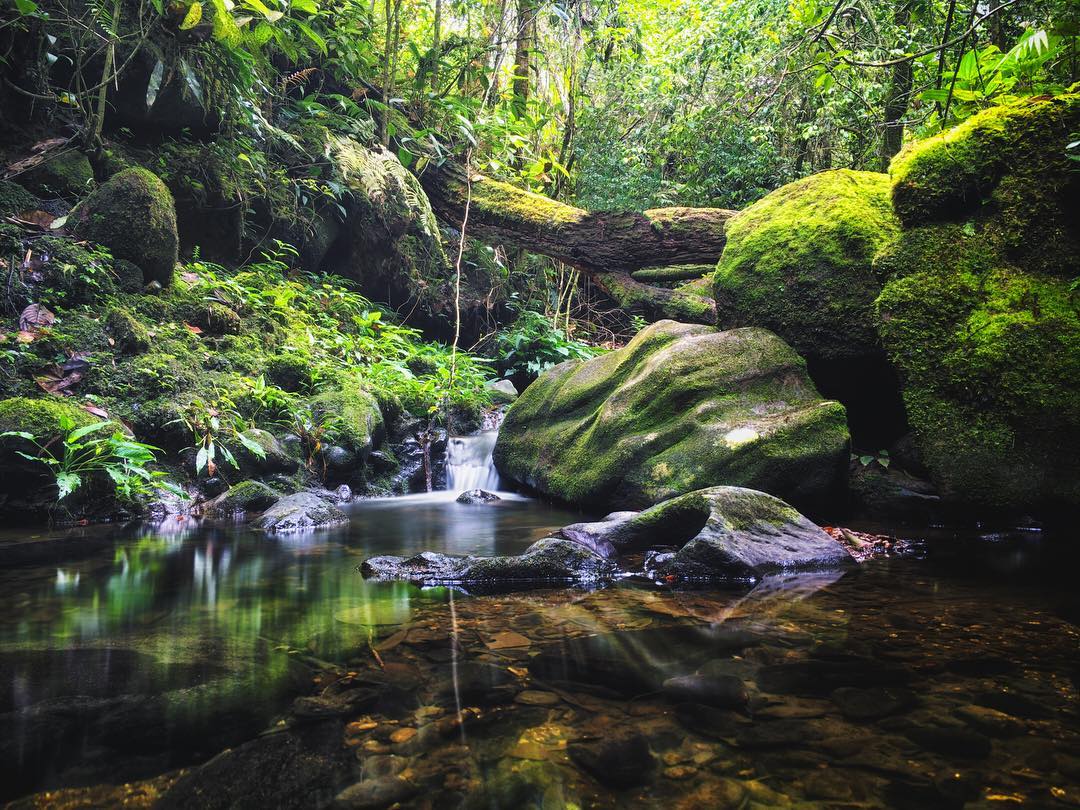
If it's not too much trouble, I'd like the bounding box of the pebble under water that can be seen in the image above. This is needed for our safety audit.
[1,495,1078,809]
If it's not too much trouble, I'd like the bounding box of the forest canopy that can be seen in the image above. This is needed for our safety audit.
[2,0,1077,213]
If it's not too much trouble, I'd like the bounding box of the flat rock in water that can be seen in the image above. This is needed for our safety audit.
[332,776,418,809]
[567,727,655,788]
[953,704,1024,737]
[830,686,917,721]
[904,725,992,759]
[757,658,911,696]
[662,674,749,710]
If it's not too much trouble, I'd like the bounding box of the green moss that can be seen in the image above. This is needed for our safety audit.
[875,225,1080,511]
[72,167,179,286]
[494,320,849,512]
[0,396,95,439]
[0,180,37,216]
[631,264,714,283]
[675,277,713,298]
[23,151,94,199]
[714,170,899,361]
[210,479,281,516]
[311,385,385,456]
[470,177,586,227]
[889,91,1080,276]
[105,306,150,353]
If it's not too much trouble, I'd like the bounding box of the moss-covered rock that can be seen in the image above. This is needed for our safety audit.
[21,150,94,199]
[875,92,1080,514]
[889,92,1080,277]
[714,169,899,361]
[310,385,385,458]
[493,320,850,513]
[253,491,347,533]
[105,306,150,353]
[875,227,1080,512]
[206,479,281,517]
[72,167,179,286]
[0,179,37,216]
[0,397,97,515]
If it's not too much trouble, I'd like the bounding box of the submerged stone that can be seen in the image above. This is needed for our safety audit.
[456,489,500,504]
[567,727,655,788]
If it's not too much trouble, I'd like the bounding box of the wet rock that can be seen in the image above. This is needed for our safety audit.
[675,779,746,810]
[254,492,348,533]
[206,480,281,517]
[292,690,379,719]
[494,321,850,512]
[434,662,515,705]
[830,686,917,721]
[904,725,992,759]
[514,690,560,707]
[734,718,818,749]
[674,703,745,740]
[638,487,855,580]
[662,674,749,710]
[953,705,1024,737]
[456,489,501,504]
[973,687,1052,719]
[355,754,408,778]
[757,658,911,696]
[157,722,351,810]
[362,537,615,588]
[567,727,655,788]
[333,776,418,809]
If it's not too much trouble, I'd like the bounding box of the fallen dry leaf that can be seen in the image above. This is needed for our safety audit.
[19,303,56,332]
[184,323,204,335]
[15,330,36,343]
[82,403,110,418]
[485,630,532,650]
[180,272,200,284]
[10,210,56,230]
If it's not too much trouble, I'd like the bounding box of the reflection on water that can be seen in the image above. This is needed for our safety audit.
[1,506,1079,808]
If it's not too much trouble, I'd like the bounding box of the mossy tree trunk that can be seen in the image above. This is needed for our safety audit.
[419,161,736,324]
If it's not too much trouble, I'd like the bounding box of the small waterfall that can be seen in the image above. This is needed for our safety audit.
[445,430,503,492]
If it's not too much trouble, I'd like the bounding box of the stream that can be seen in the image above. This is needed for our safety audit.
[1,439,1078,807]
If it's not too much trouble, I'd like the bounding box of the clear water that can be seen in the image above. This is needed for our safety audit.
[1,502,1079,808]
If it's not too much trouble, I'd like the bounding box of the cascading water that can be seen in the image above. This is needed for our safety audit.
[445,430,503,492]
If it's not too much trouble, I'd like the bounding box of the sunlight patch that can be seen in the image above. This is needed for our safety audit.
[724,427,760,448]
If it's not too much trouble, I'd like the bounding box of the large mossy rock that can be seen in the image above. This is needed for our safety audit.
[493,320,850,513]
[875,92,1080,513]
[325,138,448,308]
[72,167,179,286]
[713,169,899,362]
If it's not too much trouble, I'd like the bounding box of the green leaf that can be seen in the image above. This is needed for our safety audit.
[179,1,203,29]
[859,455,875,466]
[67,421,112,443]
[235,432,267,459]
[146,59,164,109]
[1,430,36,440]
[294,20,326,53]
[195,445,209,474]
[56,472,81,499]
[14,0,39,14]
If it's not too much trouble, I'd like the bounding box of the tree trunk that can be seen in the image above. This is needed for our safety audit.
[419,162,732,323]
[512,0,535,117]
[880,0,915,169]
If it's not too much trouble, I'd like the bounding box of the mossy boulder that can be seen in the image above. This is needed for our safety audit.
[206,479,281,517]
[105,306,150,353]
[72,167,179,286]
[0,179,37,216]
[253,491,347,533]
[21,150,94,199]
[714,169,899,361]
[889,91,1080,276]
[493,320,850,513]
[875,92,1080,514]
[311,386,385,459]
[875,227,1080,512]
